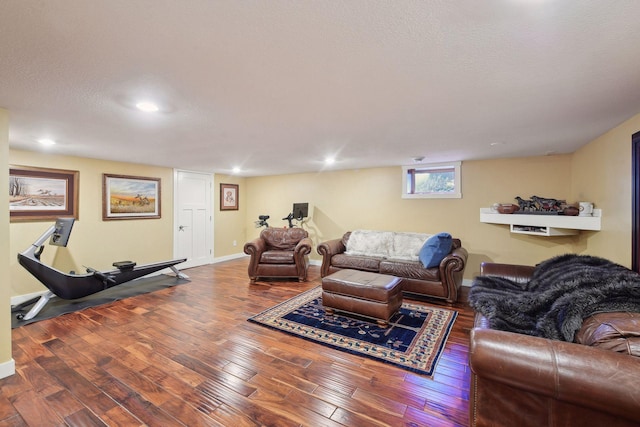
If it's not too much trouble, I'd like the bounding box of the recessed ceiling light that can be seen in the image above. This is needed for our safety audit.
[37,138,56,146]
[232,167,241,174]
[490,142,504,146]
[324,157,335,165]
[136,101,159,112]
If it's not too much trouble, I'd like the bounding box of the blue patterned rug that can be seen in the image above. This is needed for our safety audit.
[248,286,457,376]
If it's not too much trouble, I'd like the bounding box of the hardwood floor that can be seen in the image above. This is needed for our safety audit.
[0,259,475,427]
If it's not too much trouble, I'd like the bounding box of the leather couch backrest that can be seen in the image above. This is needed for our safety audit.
[260,227,308,250]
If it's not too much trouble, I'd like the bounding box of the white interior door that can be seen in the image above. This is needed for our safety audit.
[174,170,213,269]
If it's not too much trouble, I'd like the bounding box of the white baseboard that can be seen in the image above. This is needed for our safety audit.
[11,290,48,307]
[213,253,248,263]
[0,359,15,379]
[211,252,322,265]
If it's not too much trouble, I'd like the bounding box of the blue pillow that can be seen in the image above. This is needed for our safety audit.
[419,232,453,268]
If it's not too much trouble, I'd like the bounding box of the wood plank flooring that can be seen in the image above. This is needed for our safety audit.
[0,259,475,426]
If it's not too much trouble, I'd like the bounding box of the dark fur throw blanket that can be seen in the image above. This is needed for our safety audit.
[468,254,640,342]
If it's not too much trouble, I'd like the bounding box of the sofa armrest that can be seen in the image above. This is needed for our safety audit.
[479,262,534,284]
[438,244,468,303]
[470,328,640,424]
[317,238,346,277]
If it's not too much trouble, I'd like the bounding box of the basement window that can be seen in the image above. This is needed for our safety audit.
[402,161,462,199]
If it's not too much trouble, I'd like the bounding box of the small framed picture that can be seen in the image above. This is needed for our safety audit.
[9,165,79,222]
[103,174,161,220]
[220,183,239,211]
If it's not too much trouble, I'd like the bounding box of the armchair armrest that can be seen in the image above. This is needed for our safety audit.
[243,238,265,282]
[243,237,266,256]
[470,328,640,425]
[294,237,313,256]
[317,238,346,277]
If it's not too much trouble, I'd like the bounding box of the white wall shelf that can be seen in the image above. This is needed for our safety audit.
[480,208,601,236]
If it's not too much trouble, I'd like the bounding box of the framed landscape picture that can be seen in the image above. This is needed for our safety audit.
[103,174,161,220]
[220,183,239,210]
[9,165,79,222]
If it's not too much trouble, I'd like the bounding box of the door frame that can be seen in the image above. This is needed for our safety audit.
[173,169,214,268]
[632,131,640,272]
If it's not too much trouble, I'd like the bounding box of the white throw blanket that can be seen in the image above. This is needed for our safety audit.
[345,230,431,261]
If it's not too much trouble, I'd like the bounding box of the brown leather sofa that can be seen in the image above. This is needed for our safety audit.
[317,231,468,303]
[469,262,640,427]
[243,227,312,283]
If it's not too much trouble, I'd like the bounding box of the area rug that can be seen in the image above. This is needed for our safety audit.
[248,286,457,376]
[11,274,190,328]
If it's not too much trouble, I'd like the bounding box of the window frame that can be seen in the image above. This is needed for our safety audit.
[401,161,462,199]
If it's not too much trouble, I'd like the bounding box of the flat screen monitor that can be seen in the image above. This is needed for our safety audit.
[292,203,309,220]
[50,217,75,247]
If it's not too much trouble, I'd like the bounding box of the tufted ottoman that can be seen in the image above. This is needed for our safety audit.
[321,269,403,327]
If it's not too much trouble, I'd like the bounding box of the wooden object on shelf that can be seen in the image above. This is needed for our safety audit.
[496,204,519,214]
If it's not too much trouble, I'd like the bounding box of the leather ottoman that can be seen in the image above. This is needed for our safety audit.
[321,269,402,327]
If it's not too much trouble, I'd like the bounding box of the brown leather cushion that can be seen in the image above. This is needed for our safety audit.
[330,253,381,272]
[575,312,640,357]
[379,259,440,281]
[260,250,295,264]
[260,227,308,250]
[322,269,402,303]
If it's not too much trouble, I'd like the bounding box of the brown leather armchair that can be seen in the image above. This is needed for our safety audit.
[243,227,312,284]
[469,262,640,427]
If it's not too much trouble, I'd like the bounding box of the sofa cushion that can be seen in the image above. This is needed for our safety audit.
[260,250,295,264]
[380,259,441,281]
[576,312,640,357]
[390,232,432,261]
[345,230,432,261]
[331,253,382,272]
[345,230,394,258]
[419,232,452,268]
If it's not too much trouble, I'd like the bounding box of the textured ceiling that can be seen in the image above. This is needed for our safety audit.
[2,1,640,176]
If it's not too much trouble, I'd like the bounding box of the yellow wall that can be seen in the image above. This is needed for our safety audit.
[242,111,640,278]
[243,112,640,278]
[1,109,13,376]
[213,174,247,258]
[245,155,589,278]
[8,148,252,300]
[571,112,640,265]
[9,149,176,298]
[9,112,640,292]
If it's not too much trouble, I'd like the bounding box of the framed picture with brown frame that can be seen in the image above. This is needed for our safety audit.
[9,165,79,222]
[220,183,239,210]
[103,173,161,220]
